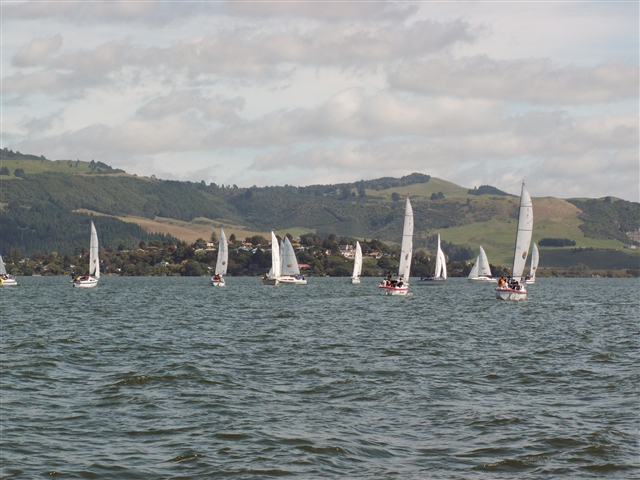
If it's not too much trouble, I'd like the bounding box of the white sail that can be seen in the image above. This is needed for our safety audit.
[467,256,479,279]
[352,241,363,278]
[530,242,539,279]
[438,247,447,280]
[511,183,534,280]
[89,221,100,278]
[477,246,491,277]
[0,255,6,275]
[281,237,300,276]
[397,197,414,280]
[215,228,228,275]
[434,235,443,278]
[268,231,281,279]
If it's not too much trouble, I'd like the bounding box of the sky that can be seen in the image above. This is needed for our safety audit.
[2,0,638,201]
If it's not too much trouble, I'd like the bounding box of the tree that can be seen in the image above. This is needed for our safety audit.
[210,230,218,244]
[10,248,21,264]
[13,168,25,178]
[0,166,9,175]
[391,192,400,201]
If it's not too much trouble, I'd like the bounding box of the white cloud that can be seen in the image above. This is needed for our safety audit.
[12,34,63,67]
[390,57,638,103]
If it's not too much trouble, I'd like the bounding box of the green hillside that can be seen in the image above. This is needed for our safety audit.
[1,150,638,271]
[0,148,125,176]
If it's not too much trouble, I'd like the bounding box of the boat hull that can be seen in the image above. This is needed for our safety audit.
[73,277,98,288]
[468,276,497,283]
[0,278,18,286]
[278,276,307,285]
[210,278,226,287]
[524,278,535,285]
[378,284,409,296]
[262,277,280,286]
[350,277,361,284]
[495,287,527,301]
[417,277,446,286]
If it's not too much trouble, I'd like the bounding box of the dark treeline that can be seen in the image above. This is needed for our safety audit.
[539,238,577,247]
[467,185,512,196]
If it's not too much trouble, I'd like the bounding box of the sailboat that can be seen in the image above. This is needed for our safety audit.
[72,221,100,288]
[467,246,496,283]
[524,242,539,284]
[350,241,363,284]
[417,234,447,285]
[0,255,18,286]
[496,183,533,300]
[379,197,413,296]
[262,231,282,285]
[278,237,307,285]
[210,228,228,287]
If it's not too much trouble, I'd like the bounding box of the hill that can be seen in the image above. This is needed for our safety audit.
[1,150,638,270]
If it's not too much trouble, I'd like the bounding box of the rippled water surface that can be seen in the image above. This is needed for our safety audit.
[2,277,638,478]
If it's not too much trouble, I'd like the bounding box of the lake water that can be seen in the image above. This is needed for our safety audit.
[1,277,638,478]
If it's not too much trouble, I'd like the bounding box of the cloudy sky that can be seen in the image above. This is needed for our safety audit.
[2,1,638,200]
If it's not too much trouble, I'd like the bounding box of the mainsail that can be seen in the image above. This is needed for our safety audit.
[477,246,491,277]
[0,255,7,275]
[511,183,534,280]
[281,237,300,276]
[268,231,281,279]
[434,234,447,279]
[352,241,363,278]
[397,197,414,280]
[89,221,100,278]
[215,228,228,276]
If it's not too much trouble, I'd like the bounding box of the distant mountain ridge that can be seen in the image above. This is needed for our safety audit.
[1,150,638,270]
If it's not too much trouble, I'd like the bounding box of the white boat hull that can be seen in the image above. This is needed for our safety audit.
[495,286,527,301]
[524,278,535,285]
[0,278,18,286]
[278,276,308,285]
[262,277,280,285]
[469,276,497,283]
[210,277,226,287]
[378,284,409,296]
[73,277,99,288]
[350,277,361,284]
[417,277,446,286]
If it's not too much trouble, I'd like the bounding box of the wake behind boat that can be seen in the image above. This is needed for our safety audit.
[417,234,446,286]
[379,197,413,296]
[0,255,18,286]
[72,221,100,288]
[210,228,228,287]
[496,183,533,300]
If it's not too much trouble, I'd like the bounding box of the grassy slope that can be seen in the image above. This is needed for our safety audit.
[0,158,117,176]
[74,209,268,244]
